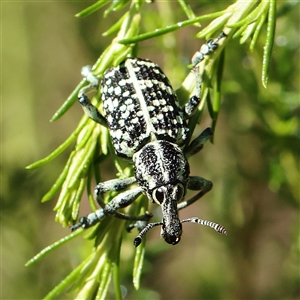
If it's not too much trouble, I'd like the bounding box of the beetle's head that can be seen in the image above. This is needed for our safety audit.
[152,183,184,245]
[133,140,189,245]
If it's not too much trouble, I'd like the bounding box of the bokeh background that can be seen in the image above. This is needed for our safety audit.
[2,1,299,299]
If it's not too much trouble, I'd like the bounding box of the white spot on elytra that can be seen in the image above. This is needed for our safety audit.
[119,105,126,112]
[119,79,127,86]
[114,86,122,95]
[152,100,160,106]
[113,98,119,108]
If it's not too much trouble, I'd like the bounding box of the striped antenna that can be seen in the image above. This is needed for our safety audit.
[133,222,163,247]
[133,217,227,247]
[181,217,227,234]
[181,217,227,235]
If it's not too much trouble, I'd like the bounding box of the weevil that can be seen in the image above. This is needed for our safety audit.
[71,32,227,246]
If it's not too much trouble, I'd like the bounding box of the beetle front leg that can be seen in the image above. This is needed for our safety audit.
[177,176,213,210]
[103,187,143,214]
[183,69,201,117]
[184,32,226,117]
[71,186,150,230]
[102,186,152,224]
[78,66,108,127]
[191,32,226,67]
[94,177,137,207]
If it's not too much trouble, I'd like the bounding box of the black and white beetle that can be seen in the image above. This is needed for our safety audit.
[71,33,227,246]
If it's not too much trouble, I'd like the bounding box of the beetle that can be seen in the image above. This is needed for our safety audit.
[71,32,227,246]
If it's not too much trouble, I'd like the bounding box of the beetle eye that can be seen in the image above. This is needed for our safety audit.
[176,184,185,202]
[153,187,165,204]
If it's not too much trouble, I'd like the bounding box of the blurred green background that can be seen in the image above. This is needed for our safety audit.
[2,1,299,299]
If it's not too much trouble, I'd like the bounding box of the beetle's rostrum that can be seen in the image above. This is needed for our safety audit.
[71,32,227,246]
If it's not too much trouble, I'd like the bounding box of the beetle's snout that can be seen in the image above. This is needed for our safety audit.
[161,222,182,245]
[163,234,181,245]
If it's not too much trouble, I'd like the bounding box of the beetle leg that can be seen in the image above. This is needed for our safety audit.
[184,127,213,157]
[184,32,226,117]
[94,177,137,207]
[78,65,108,127]
[177,176,213,210]
[71,186,151,230]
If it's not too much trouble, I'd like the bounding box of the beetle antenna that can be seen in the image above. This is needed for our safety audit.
[133,217,227,247]
[134,222,163,247]
[181,217,227,235]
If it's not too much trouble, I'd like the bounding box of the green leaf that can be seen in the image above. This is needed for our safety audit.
[50,80,86,121]
[25,229,84,266]
[133,238,146,290]
[102,12,129,36]
[76,0,111,18]
[41,158,71,202]
[119,11,226,44]
[104,0,131,17]
[177,0,199,24]
[250,14,266,51]
[262,0,276,88]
